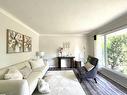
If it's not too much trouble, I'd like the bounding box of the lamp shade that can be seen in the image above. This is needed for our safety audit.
[36,52,45,58]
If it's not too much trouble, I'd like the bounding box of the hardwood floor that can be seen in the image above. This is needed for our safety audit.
[49,67,127,95]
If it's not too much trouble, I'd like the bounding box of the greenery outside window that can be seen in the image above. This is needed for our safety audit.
[105,29,127,75]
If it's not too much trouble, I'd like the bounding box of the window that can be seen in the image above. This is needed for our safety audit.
[96,28,127,75]
[105,29,127,75]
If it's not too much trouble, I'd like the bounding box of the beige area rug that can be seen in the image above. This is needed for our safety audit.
[33,70,86,95]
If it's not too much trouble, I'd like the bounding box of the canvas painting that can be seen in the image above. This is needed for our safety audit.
[7,29,23,53]
[23,35,32,52]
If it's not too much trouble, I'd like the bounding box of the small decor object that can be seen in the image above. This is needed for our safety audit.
[63,41,71,56]
[23,35,32,52]
[58,47,63,56]
[7,29,23,53]
[38,79,50,94]
[58,41,71,57]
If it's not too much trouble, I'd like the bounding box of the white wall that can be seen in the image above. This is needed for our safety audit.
[0,9,39,69]
[39,35,87,67]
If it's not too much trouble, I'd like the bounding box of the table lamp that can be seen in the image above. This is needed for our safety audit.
[36,52,45,59]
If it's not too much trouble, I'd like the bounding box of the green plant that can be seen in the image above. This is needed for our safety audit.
[107,34,127,69]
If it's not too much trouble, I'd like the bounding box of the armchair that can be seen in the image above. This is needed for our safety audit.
[78,56,98,83]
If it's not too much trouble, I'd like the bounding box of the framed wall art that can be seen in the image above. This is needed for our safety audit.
[23,35,32,52]
[7,29,24,53]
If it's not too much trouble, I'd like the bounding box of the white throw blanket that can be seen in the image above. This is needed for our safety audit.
[38,79,50,94]
[44,70,86,95]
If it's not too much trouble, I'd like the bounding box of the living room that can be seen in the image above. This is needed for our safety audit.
[0,0,127,95]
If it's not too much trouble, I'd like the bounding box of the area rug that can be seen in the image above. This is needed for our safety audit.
[42,70,86,95]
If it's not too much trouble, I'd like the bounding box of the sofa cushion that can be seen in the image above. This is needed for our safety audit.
[32,64,49,77]
[0,68,8,79]
[27,71,43,94]
[0,80,29,95]
[12,61,31,70]
[32,67,42,72]
[0,61,31,79]
[20,66,32,79]
[30,59,45,69]
[4,68,23,80]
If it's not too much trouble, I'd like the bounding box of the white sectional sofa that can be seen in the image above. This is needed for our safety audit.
[0,60,49,95]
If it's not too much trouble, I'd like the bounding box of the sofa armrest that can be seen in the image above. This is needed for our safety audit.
[45,63,49,70]
[0,80,29,95]
[32,64,49,72]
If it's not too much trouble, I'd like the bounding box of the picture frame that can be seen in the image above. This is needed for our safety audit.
[7,29,24,53]
[23,35,32,52]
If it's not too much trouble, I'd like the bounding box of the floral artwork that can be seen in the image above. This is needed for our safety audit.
[7,29,23,53]
[23,35,32,52]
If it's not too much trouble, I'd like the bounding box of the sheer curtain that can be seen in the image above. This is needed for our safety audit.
[94,35,105,69]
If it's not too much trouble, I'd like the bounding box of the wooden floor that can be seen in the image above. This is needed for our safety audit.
[49,67,127,95]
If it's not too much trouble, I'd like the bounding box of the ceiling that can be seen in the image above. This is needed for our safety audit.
[0,0,127,34]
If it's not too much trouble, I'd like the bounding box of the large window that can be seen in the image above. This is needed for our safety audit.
[105,29,127,75]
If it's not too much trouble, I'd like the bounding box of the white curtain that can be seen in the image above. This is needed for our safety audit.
[94,35,105,69]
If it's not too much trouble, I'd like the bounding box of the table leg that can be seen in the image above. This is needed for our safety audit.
[70,58,74,68]
[58,58,61,68]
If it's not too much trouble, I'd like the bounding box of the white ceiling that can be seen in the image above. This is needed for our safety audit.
[0,0,127,34]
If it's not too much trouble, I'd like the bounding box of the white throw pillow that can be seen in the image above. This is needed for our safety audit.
[30,59,45,69]
[20,66,32,79]
[84,62,95,71]
[4,68,23,80]
[38,79,50,94]
[32,67,43,72]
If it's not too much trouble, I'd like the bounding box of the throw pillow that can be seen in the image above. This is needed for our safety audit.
[84,62,95,71]
[32,67,43,72]
[4,68,23,80]
[20,66,32,79]
[38,79,50,94]
[30,59,45,69]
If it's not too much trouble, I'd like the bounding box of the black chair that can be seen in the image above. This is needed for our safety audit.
[78,55,98,83]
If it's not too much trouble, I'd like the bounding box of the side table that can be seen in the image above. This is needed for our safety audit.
[74,61,81,68]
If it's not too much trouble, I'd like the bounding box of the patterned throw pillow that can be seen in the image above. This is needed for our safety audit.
[84,62,95,71]
[20,66,32,79]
